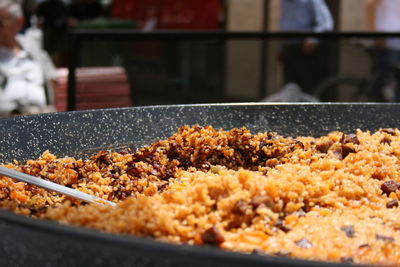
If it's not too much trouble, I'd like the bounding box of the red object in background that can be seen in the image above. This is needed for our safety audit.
[111,0,136,20]
[112,0,161,28]
[112,0,220,30]
[158,0,220,29]
[55,67,132,111]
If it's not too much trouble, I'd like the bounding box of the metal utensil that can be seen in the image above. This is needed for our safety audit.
[0,166,116,207]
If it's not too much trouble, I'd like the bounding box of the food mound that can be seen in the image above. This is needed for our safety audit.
[1,126,400,266]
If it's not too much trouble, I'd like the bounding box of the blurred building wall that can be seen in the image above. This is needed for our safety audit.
[339,0,371,97]
[225,0,265,101]
[340,0,368,31]
[267,0,280,31]
[265,0,282,96]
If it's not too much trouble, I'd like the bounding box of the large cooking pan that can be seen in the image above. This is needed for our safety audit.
[0,103,397,267]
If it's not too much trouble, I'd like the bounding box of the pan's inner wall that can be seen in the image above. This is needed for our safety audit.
[0,104,397,163]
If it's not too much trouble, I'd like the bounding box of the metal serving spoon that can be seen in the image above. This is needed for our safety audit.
[0,166,116,207]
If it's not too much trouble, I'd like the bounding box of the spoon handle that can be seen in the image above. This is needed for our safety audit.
[0,166,116,207]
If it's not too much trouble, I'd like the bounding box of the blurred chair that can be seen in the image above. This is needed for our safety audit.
[55,67,132,111]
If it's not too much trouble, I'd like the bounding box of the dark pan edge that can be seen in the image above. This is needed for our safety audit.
[0,209,359,267]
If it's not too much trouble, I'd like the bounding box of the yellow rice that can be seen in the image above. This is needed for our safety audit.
[1,126,400,266]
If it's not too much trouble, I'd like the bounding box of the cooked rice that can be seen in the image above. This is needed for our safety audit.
[1,126,400,266]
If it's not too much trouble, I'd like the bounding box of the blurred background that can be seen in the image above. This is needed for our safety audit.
[2,0,400,115]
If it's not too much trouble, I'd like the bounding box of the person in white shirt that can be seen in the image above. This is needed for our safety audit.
[366,0,400,101]
[0,0,51,116]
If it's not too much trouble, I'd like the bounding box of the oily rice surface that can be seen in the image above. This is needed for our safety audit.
[1,126,400,266]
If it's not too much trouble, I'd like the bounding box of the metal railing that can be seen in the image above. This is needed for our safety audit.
[67,30,400,110]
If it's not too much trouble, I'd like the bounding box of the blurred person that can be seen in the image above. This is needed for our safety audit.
[0,0,56,116]
[366,0,400,102]
[279,0,334,94]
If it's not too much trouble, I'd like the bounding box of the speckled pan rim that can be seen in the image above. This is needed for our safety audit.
[1,101,396,121]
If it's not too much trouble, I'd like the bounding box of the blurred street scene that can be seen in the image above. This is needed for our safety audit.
[1,0,400,116]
